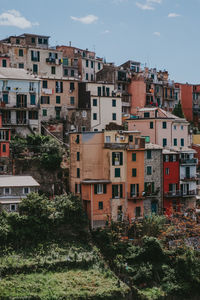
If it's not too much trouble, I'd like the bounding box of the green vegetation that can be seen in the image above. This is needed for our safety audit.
[92,215,200,299]
[10,134,63,170]
[0,193,129,299]
[172,101,184,118]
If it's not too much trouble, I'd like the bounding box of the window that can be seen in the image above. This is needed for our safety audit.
[132,168,137,177]
[43,81,48,88]
[181,138,184,146]
[106,136,111,143]
[16,39,20,44]
[174,125,177,130]
[77,168,80,178]
[93,99,97,106]
[98,62,101,70]
[56,81,63,93]
[19,49,23,57]
[144,182,154,194]
[77,152,80,161]
[3,94,8,104]
[112,113,116,121]
[70,97,75,105]
[51,66,56,74]
[64,69,68,76]
[55,107,61,120]
[93,113,97,120]
[129,135,133,142]
[181,125,184,130]
[31,37,35,43]
[147,150,152,159]
[70,82,74,90]
[2,59,7,67]
[94,184,107,194]
[41,96,50,104]
[165,168,170,175]
[19,63,24,69]
[91,61,94,68]
[97,87,101,96]
[162,121,167,129]
[98,202,103,210]
[33,64,38,74]
[106,88,110,96]
[31,50,40,62]
[76,135,80,144]
[86,73,88,80]
[30,94,36,105]
[29,111,38,120]
[2,144,6,152]
[144,112,150,118]
[135,206,141,217]
[147,166,152,175]
[23,187,30,194]
[71,70,74,77]
[42,109,47,117]
[132,153,136,161]
[10,204,17,212]
[81,126,86,132]
[115,168,120,177]
[112,184,123,198]
[4,187,10,195]
[112,152,123,166]
[91,74,94,81]
[82,111,87,118]
[86,60,88,67]
[130,184,139,197]
[174,138,177,146]
[56,96,60,104]
[149,121,154,129]
[163,138,167,147]
[16,94,27,108]
[112,99,116,107]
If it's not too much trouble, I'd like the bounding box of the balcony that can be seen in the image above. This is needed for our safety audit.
[17,119,27,125]
[46,58,62,65]
[180,158,198,165]
[42,88,53,95]
[181,176,197,182]
[29,88,36,93]
[182,190,196,197]
[164,191,181,198]
[127,192,145,200]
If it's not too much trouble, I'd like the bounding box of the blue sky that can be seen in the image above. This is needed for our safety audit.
[0,0,199,83]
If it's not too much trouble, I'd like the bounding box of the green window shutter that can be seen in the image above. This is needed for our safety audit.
[129,135,133,142]
[137,184,139,196]
[120,152,123,165]
[132,168,137,177]
[47,96,50,104]
[80,184,82,194]
[56,96,60,104]
[75,184,77,193]
[37,51,40,62]
[120,184,123,198]
[30,94,36,105]
[169,184,172,191]
[94,184,97,194]
[132,153,136,161]
[6,131,9,140]
[112,152,115,165]
[112,185,115,198]
[77,152,80,161]
[150,122,153,129]
[152,182,155,193]
[144,183,148,192]
[115,168,120,177]
[130,184,134,196]
[2,144,6,152]
[103,184,107,194]
[31,51,34,61]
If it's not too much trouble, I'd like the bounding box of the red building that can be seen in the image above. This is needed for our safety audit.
[163,149,180,216]
[0,113,10,158]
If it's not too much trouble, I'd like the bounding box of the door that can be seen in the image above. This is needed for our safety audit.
[151,202,158,214]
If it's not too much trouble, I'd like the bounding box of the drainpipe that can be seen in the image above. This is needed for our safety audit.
[91,184,93,229]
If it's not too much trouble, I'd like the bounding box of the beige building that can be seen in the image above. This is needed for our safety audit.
[86,83,122,131]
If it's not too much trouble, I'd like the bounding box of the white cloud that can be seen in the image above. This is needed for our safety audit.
[168,13,181,18]
[136,0,162,10]
[71,14,98,24]
[0,10,39,29]
[153,31,161,36]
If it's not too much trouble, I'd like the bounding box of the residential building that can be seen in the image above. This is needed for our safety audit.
[69,130,146,227]
[128,107,191,148]
[87,82,122,131]
[0,34,63,77]
[0,175,39,212]
[144,143,163,215]
[0,68,40,136]
[56,45,103,81]
[0,112,11,175]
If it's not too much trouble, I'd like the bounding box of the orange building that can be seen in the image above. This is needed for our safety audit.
[69,130,146,228]
[0,113,10,158]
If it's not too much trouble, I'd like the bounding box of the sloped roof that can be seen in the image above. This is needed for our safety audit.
[0,68,40,81]
[0,176,40,187]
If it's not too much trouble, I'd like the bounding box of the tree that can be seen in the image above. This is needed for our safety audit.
[172,101,184,118]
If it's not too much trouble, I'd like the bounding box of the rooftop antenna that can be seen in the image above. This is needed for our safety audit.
[69,41,72,47]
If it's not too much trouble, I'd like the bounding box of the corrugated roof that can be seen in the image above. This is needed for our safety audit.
[0,176,40,187]
[145,143,163,150]
[0,68,40,81]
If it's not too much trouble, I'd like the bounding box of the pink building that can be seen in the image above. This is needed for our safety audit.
[128,108,191,148]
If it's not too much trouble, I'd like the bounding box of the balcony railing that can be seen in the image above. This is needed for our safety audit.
[46,58,62,65]
[180,158,198,165]
[181,176,197,181]
[165,190,196,197]
[127,192,145,200]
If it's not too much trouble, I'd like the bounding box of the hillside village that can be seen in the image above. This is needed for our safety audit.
[1,33,200,299]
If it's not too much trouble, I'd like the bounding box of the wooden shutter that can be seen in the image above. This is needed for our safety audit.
[120,184,123,198]
[120,152,123,165]
[75,183,77,193]
[103,184,107,194]
[112,152,115,165]
[37,51,40,62]
[94,184,97,194]
[137,184,139,196]
[112,185,115,198]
